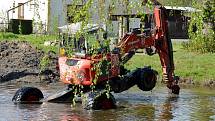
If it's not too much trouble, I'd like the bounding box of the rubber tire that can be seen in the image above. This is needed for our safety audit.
[137,68,157,91]
[120,66,130,75]
[82,91,116,110]
[12,87,44,104]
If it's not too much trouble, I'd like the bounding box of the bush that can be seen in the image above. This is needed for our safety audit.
[183,0,215,53]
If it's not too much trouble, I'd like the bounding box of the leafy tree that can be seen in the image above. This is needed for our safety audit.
[183,0,215,53]
[202,0,215,30]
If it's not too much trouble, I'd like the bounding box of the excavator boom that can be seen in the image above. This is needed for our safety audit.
[116,6,179,94]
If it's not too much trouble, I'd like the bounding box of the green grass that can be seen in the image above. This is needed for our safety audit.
[125,42,215,83]
[0,32,58,53]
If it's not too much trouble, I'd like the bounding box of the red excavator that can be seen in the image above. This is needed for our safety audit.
[12,5,180,110]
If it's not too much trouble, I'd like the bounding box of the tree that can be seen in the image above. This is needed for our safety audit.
[183,0,215,53]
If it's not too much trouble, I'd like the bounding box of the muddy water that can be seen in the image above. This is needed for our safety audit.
[0,83,214,121]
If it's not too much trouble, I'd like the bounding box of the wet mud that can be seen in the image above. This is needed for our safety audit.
[178,78,215,88]
[0,41,59,84]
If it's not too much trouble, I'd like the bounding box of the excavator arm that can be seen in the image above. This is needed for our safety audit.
[116,6,180,94]
[154,6,179,94]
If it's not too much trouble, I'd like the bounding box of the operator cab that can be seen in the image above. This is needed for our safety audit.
[58,23,109,57]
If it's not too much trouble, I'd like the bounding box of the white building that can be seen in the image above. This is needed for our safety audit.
[0,0,79,33]
[0,0,48,33]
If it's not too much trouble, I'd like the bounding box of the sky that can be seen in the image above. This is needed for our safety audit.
[0,0,14,12]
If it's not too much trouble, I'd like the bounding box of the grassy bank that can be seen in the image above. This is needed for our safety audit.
[0,32,58,53]
[125,42,215,84]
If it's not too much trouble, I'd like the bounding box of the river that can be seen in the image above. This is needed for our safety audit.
[0,82,214,121]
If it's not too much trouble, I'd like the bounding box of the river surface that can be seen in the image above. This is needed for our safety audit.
[0,82,214,121]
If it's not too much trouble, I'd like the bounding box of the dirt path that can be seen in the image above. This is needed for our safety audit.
[0,41,59,84]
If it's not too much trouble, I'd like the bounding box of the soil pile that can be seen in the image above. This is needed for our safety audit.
[0,41,59,83]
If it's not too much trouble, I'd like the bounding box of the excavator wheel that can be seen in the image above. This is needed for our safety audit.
[82,91,116,110]
[137,68,157,91]
[12,87,44,104]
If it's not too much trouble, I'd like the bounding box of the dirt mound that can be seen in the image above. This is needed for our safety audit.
[0,41,59,83]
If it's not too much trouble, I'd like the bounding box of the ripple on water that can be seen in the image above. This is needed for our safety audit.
[0,85,214,121]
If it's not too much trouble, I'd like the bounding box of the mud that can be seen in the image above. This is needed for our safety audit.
[0,41,59,84]
[178,77,215,88]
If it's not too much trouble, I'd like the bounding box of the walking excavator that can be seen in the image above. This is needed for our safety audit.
[12,4,180,110]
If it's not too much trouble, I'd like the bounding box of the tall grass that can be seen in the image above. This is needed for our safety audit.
[0,32,58,52]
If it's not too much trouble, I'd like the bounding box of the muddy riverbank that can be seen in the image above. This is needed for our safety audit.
[178,77,215,88]
[0,41,59,84]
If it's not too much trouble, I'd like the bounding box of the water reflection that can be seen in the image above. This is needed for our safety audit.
[15,103,42,110]
[0,84,214,121]
[190,96,215,121]
[158,95,179,120]
[59,113,88,121]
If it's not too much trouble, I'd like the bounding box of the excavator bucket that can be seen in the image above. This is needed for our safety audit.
[46,87,75,103]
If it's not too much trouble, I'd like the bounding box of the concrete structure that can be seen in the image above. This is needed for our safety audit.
[48,0,73,33]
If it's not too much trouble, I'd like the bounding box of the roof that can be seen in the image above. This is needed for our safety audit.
[58,22,106,34]
[164,6,200,12]
[110,6,154,16]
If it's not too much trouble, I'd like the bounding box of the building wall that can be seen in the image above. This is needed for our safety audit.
[31,0,48,33]
[48,0,73,33]
[10,0,48,33]
[167,10,189,39]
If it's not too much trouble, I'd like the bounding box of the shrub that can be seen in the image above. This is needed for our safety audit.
[184,0,215,53]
